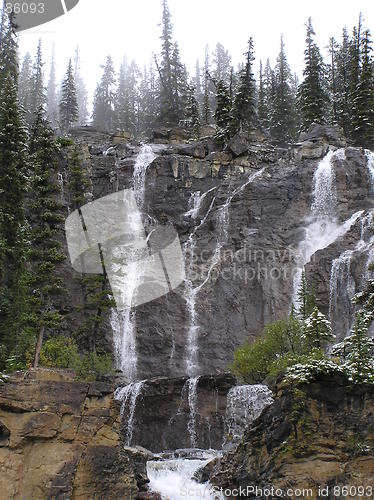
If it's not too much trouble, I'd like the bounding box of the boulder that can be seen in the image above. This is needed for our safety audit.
[299,122,347,147]
[292,139,329,160]
[227,133,250,156]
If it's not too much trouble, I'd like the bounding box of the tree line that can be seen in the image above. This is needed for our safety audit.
[17,2,374,149]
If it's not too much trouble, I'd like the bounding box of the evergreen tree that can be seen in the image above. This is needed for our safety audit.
[297,271,316,320]
[335,27,352,137]
[25,108,65,368]
[18,52,32,114]
[74,47,89,126]
[231,38,257,135]
[192,59,204,115]
[59,58,79,134]
[47,46,58,128]
[297,18,328,130]
[327,37,339,124]
[184,83,200,136]
[115,57,140,135]
[0,14,28,365]
[202,45,212,125]
[303,306,334,349]
[138,62,158,137]
[28,39,46,127]
[213,42,232,85]
[257,60,267,129]
[92,55,116,131]
[351,29,374,148]
[214,79,232,144]
[270,36,297,142]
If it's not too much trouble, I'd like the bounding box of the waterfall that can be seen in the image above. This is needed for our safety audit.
[114,380,145,446]
[292,149,362,307]
[187,377,199,448]
[225,385,273,445]
[184,189,217,376]
[329,249,355,336]
[365,149,374,190]
[147,451,223,500]
[110,145,157,380]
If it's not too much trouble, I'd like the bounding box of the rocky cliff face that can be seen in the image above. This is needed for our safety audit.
[0,369,150,499]
[205,376,374,499]
[62,128,374,378]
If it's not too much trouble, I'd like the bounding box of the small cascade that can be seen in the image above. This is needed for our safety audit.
[147,450,223,500]
[184,189,217,375]
[187,377,199,448]
[133,144,157,207]
[57,172,69,212]
[292,149,363,307]
[225,385,273,445]
[110,145,157,380]
[329,249,355,336]
[365,149,374,190]
[114,381,145,446]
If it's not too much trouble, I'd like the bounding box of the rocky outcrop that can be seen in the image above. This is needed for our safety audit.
[0,369,149,499]
[118,374,236,452]
[206,375,374,499]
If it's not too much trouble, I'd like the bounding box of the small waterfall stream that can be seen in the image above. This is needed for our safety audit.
[187,377,199,448]
[114,380,145,446]
[110,145,157,380]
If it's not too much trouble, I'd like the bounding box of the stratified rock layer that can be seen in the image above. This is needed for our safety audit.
[0,369,149,499]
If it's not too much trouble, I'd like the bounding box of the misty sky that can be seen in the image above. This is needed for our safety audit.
[19,0,374,103]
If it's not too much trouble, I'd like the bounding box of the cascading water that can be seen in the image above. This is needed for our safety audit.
[292,149,362,307]
[110,145,157,380]
[187,377,199,448]
[114,380,145,446]
[147,450,223,500]
[329,249,355,336]
[225,385,274,445]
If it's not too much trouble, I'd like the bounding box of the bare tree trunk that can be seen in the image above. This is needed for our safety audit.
[33,325,45,368]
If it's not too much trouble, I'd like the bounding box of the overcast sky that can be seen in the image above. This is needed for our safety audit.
[19,0,374,102]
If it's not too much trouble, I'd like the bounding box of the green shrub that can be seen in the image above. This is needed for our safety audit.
[232,317,306,383]
[39,336,80,368]
[73,351,114,381]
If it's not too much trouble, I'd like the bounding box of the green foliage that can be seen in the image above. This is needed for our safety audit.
[38,335,114,381]
[59,58,79,134]
[302,306,335,349]
[232,316,306,383]
[297,271,316,320]
[214,79,232,144]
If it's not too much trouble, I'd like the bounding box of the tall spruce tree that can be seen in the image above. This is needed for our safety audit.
[74,47,89,126]
[115,57,140,135]
[231,38,257,135]
[59,58,79,134]
[18,52,32,115]
[184,83,200,136]
[28,39,46,127]
[270,36,297,142]
[351,29,374,148]
[335,27,352,137]
[297,18,328,130]
[303,306,334,349]
[47,46,59,128]
[26,108,65,368]
[92,55,116,131]
[202,45,213,125]
[138,62,158,137]
[0,13,28,366]
[214,79,232,144]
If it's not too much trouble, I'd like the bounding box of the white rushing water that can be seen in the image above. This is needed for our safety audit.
[147,451,223,500]
[187,377,199,448]
[225,385,274,444]
[114,380,145,446]
[292,149,363,307]
[110,145,157,380]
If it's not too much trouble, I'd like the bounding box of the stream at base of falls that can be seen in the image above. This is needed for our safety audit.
[147,450,223,500]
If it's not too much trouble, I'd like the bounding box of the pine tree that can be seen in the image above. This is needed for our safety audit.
[201,45,215,125]
[214,79,232,144]
[138,62,158,137]
[270,36,297,142]
[25,108,66,368]
[0,13,28,365]
[28,39,46,127]
[213,42,232,85]
[297,271,316,320]
[47,46,58,128]
[231,38,257,136]
[92,55,116,131]
[18,52,32,114]
[184,83,200,136]
[351,29,374,148]
[303,306,334,349]
[59,58,79,134]
[115,57,140,135]
[327,37,339,124]
[74,47,89,126]
[192,59,203,115]
[335,27,352,137]
[297,18,329,130]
